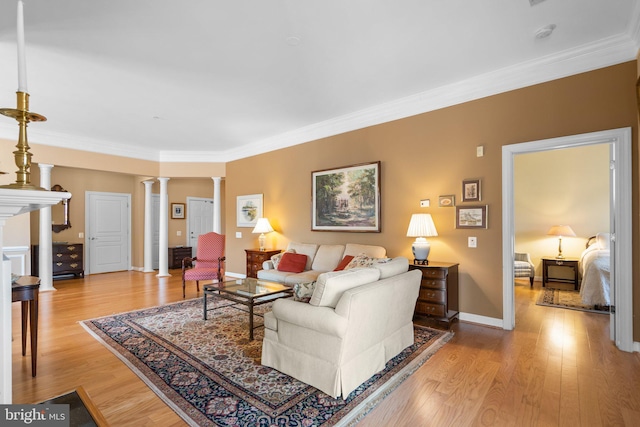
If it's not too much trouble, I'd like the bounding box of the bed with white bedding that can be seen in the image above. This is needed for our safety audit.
[579,233,610,306]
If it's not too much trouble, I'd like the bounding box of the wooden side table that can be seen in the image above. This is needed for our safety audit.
[245,249,281,278]
[169,246,192,269]
[542,257,580,290]
[11,275,40,377]
[409,262,459,327]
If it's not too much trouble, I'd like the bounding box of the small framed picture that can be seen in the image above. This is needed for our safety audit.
[171,203,185,219]
[237,194,263,227]
[462,179,481,202]
[439,195,455,207]
[456,205,488,229]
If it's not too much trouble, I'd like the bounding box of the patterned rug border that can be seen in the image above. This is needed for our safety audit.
[536,288,609,314]
[80,299,453,426]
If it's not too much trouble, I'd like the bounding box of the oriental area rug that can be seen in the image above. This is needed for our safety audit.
[536,288,609,314]
[81,298,452,427]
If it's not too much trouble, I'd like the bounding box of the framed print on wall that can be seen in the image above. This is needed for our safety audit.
[171,203,185,219]
[439,195,455,207]
[456,205,488,229]
[237,194,263,227]
[312,161,381,232]
[462,179,481,202]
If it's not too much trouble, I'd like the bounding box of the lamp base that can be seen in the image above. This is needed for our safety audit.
[411,238,431,264]
[413,259,429,265]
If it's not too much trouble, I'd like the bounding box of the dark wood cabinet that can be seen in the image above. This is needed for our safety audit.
[409,262,459,327]
[542,257,580,290]
[32,243,84,279]
[245,249,281,278]
[169,246,192,269]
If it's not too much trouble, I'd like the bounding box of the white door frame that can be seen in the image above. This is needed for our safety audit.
[502,127,633,352]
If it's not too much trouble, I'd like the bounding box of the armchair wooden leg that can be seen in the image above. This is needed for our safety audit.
[196,281,200,293]
[182,280,186,298]
[529,276,534,287]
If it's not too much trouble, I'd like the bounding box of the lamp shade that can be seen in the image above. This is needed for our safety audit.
[406,214,438,237]
[547,225,576,237]
[252,218,274,234]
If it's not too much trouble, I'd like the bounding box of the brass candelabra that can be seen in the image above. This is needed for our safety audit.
[0,91,46,190]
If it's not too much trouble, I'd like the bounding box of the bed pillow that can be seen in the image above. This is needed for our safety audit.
[277,252,308,273]
[596,233,610,250]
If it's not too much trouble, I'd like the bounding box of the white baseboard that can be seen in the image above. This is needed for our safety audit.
[459,312,503,329]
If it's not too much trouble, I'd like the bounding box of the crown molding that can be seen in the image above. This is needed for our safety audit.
[2,32,638,164]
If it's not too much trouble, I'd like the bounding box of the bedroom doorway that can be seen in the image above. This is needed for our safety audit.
[502,127,633,353]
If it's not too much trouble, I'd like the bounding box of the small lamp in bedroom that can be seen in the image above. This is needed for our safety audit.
[406,213,438,265]
[252,218,274,251]
[547,225,576,259]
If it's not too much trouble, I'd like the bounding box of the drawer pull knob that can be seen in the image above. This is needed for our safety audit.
[56,254,62,258]
[56,262,62,266]
[70,254,78,259]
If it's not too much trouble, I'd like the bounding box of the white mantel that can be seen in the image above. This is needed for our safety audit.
[0,188,70,404]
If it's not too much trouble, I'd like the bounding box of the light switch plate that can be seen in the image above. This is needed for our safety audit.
[468,237,477,248]
[476,146,484,157]
[420,199,430,207]
[235,231,242,238]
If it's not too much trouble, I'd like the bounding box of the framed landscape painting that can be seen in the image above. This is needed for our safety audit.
[312,161,381,232]
[237,194,263,227]
[455,205,488,229]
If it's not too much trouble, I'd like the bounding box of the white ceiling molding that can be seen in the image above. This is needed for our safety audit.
[3,32,638,165]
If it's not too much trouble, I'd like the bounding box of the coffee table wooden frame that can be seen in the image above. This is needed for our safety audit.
[203,278,293,340]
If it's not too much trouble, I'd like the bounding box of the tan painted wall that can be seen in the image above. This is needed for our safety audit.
[27,167,223,268]
[515,144,610,276]
[225,62,639,332]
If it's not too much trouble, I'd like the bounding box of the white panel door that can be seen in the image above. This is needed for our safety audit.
[187,197,214,256]
[87,192,130,274]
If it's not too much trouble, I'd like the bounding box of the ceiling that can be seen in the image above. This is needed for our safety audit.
[0,0,638,164]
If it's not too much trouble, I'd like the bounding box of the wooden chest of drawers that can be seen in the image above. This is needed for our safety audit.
[245,249,281,278]
[169,246,192,269]
[409,262,459,326]
[32,243,84,279]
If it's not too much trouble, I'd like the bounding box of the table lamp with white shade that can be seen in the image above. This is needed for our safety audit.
[406,213,438,265]
[547,225,576,259]
[252,218,274,251]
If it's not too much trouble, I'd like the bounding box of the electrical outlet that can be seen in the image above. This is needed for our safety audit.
[236,231,242,238]
[177,230,182,236]
[468,237,477,248]
[78,232,84,238]
[476,145,484,157]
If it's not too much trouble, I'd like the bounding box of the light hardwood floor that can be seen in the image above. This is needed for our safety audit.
[12,273,640,426]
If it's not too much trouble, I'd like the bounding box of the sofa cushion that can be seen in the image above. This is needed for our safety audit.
[334,255,354,271]
[344,243,386,259]
[287,242,319,271]
[277,252,307,273]
[375,257,409,279]
[257,268,295,283]
[284,270,323,285]
[311,244,346,272]
[345,253,376,269]
[293,281,316,303]
[310,268,381,308]
[271,249,295,270]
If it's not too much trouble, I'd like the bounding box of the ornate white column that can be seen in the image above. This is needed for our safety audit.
[142,180,155,272]
[156,177,170,277]
[212,177,222,233]
[38,164,55,291]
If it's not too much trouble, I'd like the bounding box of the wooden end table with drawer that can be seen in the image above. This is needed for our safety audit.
[409,262,459,327]
[541,257,580,290]
[245,249,281,278]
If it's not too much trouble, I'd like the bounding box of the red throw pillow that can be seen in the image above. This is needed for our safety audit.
[333,255,354,271]
[277,252,307,273]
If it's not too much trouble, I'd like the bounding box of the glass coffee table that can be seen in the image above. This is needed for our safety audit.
[203,278,293,340]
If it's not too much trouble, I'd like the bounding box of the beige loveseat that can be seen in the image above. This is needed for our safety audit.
[257,242,386,285]
[261,257,421,398]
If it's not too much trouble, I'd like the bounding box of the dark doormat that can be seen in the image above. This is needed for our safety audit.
[41,387,107,426]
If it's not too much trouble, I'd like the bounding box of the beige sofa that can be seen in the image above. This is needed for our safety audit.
[257,242,386,285]
[261,257,421,398]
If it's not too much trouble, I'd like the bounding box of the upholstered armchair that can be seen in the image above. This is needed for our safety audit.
[514,252,535,287]
[181,232,225,298]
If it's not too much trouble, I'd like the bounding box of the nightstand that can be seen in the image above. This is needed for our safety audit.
[408,262,459,327]
[245,249,281,278]
[541,257,580,290]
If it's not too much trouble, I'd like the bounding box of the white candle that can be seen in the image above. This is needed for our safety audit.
[17,0,28,93]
